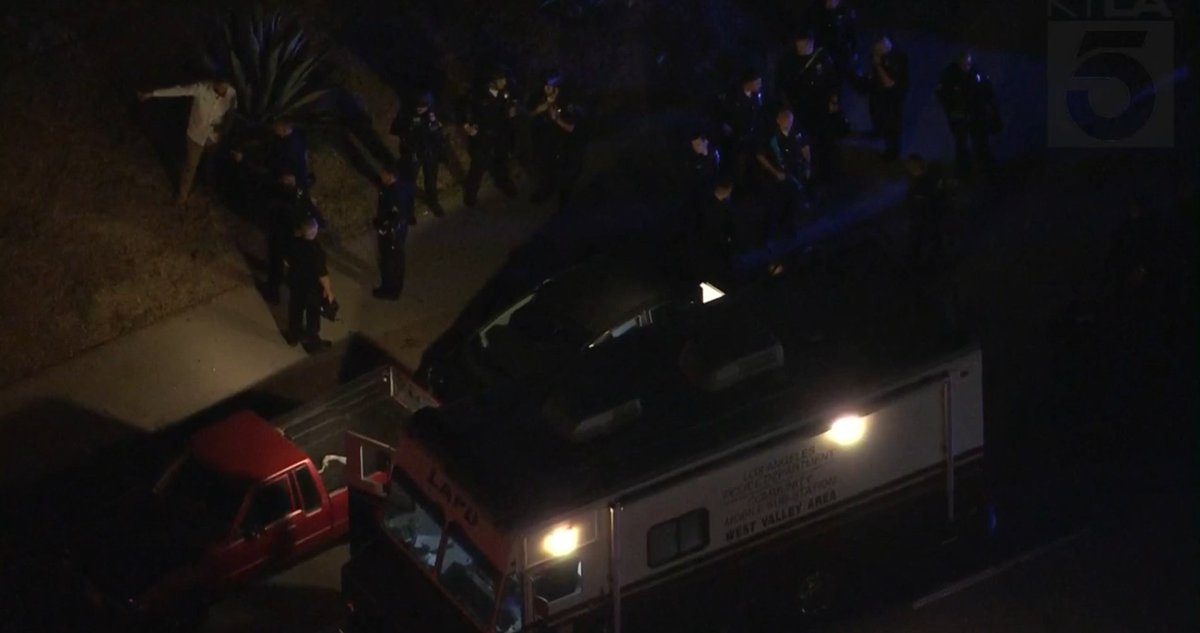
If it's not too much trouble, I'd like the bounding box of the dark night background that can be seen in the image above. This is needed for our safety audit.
[0,0,1196,631]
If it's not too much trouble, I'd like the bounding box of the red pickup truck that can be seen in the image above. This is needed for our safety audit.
[62,365,436,629]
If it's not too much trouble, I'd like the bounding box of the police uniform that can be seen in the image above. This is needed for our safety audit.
[391,96,446,215]
[682,144,721,196]
[757,124,811,240]
[866,46,909,160]
[373,177,415,300]
[285,232,329,345]
[529,84,583,209]
[816,95,852,184]
[691,187,736,278]
[936,61,999,174]
[463,79,518,206]
[265,182,320,302]
[266,128,311,190]
[809,1,860,83]
[715,84,764,185]
[776,46,837,130]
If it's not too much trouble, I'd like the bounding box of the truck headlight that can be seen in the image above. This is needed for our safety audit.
[541,525,580,558]
[826,415,866,446]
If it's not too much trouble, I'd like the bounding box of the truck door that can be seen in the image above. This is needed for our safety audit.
[286,463,335,560]
[223,476,299,583]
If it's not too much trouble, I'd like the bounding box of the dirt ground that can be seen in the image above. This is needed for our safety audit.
[0,0,657,389]
[0,1,399,388]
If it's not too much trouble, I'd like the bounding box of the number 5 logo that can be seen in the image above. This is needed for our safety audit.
[1048,21,1173,148]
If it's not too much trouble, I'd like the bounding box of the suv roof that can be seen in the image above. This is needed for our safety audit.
[409,243,972,528]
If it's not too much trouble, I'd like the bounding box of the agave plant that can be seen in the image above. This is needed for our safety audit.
[205,5,336,128]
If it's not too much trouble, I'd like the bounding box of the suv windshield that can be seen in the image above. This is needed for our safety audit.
[482,296,590,351]
[161,455,246,531]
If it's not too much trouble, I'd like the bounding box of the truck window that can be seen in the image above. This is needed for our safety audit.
[162,455,245,534]
[382,468,444,570]
[243,479,293,533]
[293,465,322,512]
[439,525,499,628]
[646,508,709,568]
[532,558,582,603]
[496,573,523,633]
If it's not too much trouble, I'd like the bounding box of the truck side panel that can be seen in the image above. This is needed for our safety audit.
[950,349,985,458]
[614,353,984,592]
[519,503,613,624]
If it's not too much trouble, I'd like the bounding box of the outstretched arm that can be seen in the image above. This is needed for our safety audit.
[138,83,202,101]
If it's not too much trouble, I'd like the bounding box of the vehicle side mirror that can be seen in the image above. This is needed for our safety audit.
[533,596,550,619]
[241,523,264,540]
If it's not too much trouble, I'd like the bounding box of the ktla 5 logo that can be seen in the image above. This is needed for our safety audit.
[1047,9,1174,147]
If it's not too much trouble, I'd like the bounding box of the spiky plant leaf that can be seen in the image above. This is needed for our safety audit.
[274,28,308,91]
[225,24,250,108]
[212,4,336,129]
[280,87,331,116]
[274,49,325,113]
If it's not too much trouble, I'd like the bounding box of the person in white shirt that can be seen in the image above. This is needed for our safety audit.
[138,78,237,204]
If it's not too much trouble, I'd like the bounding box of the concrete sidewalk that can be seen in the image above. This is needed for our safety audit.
[0,187,553,479]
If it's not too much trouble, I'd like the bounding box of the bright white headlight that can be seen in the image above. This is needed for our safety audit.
[827,415,866,446]
[542,525,580,557]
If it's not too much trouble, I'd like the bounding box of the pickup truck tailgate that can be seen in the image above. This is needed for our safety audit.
[275,366,437,491]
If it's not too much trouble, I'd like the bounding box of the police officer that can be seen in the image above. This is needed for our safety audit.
[691,176,737,279]
[936,51,1000,176]
[814,91,852,186]
[230,120,311,210]
[808,0,860,85]
[682,129,721,196]
[391,91,447,217]
[284,215,334,353]
[904,154,948,270]
[755,106,812,241]
[265,120,312,191]
[528,70,583,209]
[865,34,909,161]
[775,30,837,131]
[263,171,321,304]
[463,66,519,207]
[373,165,415,301]
[715,68,765,185]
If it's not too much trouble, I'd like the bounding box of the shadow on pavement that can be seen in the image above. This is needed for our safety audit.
[0,333,398,540]
[0,333,400,632]
[207,583,344,633]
